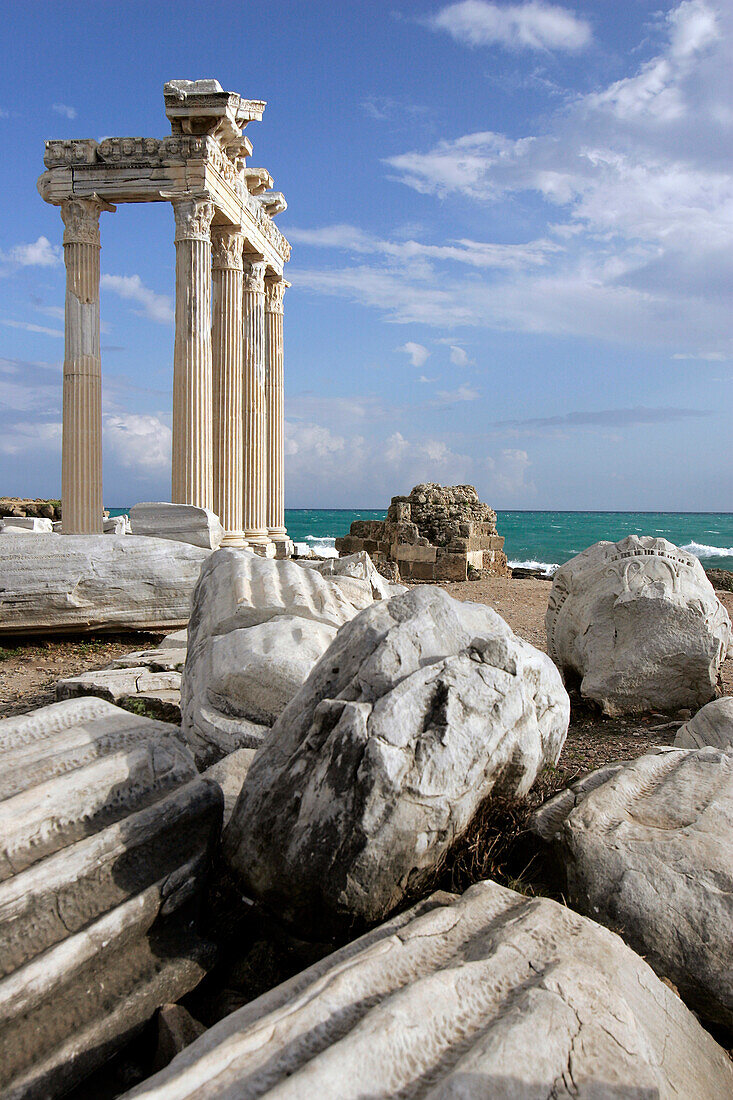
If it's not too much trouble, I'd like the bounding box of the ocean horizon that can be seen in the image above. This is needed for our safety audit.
[107,508,733,574]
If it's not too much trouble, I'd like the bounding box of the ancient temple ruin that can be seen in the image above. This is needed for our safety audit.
[37,79,291,554]
[336,484,510,581]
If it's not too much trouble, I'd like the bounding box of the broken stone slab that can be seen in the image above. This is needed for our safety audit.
[122,880,733,1099]
[224,586,569,939]
[0,516,53,533]
[675,696,733,749]
[108,647,187,672]
[0,534,210,635]
[531,746,733,1031]
[57,666,182,706]
[546,535,732,714]
[159,628,187,650]
[130,502,224,550]
[180,549,375,767]
[0,697,222,1100]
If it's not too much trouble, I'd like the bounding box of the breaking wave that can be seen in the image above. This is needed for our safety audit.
[681,542,733,560]
[508,559,559,577]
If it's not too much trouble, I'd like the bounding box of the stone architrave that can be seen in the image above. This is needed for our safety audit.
[60,195,115,535]
[171,196,215,511]
[211,227,245,547]
[242,258,268,546]
[264,275,288,547]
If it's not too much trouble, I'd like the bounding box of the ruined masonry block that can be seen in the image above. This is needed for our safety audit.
[395,543,436,564]
[123,881,733,1099]
[0,697,222,1100]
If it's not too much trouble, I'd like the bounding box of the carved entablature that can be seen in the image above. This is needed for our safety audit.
[172,197,215,243]
[211,227,244,271]
[40,81,291,266]
[44,140,99,168]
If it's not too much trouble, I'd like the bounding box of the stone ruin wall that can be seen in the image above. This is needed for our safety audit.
[336,483,510,582]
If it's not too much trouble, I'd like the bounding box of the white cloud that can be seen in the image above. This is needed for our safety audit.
[430,1,592,52]
[104,414,171,473]
[0,318,63,338]
[100,274,174,325]
[52,103,77,119]
[0,420,61,456]
[484,448,534,496]
[434,383,480,403]
[399,341,430,367]
[673,351,728,361]
[285,421,346,458]
[449,345,472,367]
[294,2,733,355]
[418,374,438,383]
[287,222,559,270]
[8,236,62,267]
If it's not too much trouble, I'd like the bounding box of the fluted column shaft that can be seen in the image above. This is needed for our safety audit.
[212,228,245,546]
[265,277,288,542]
[242,258,268,544]
[172,197,214,509]
[60,196,114,534]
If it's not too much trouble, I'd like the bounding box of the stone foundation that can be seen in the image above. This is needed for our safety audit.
[336,483,510,582]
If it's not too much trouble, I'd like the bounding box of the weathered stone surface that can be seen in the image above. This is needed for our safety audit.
[0,516,53,533]
[546,535,732,714]
[224,587,569,938]
[57,666,181,707]
[203,748,257,826]
[131,502,224,550]
[0,697,222,1099]
[675,696,733,749]
[0,534,210,635]
[531,746,733,1030]
[123,880,733,1100]
[0,497,60,521]
[304,549,405,600]
[104,513,131,534]
[180,549,374,766]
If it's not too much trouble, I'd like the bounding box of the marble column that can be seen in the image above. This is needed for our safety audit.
[265,276,288,546]
[171,196,214,510]
[211,227,245,547]
[242,257,268,545]
[60,195,115,534]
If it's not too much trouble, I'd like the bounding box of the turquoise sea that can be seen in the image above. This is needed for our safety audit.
[283,510,733,574]
[108,508,733,573]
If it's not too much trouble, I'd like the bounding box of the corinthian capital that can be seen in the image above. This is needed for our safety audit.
[172,196,214,242]
[264,276,289,314]
[60,195,116,246]
[242,257,266,293]
[211,227,244,271]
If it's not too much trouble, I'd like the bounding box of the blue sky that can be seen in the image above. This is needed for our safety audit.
[0,0,731,509]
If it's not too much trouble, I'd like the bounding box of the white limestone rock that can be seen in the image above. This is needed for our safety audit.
[130,501,224,550]
[180,549,368,767]
[0,697,222,1099]
[123,880,733,1100]
[224,587,569,938]
[103,514,131,535]
[0,516,53,533]
[0,534,209,635]
[304,549,404,600]
[531,746,733,1030]
[546,535,732,714]
[675,696,733,749]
